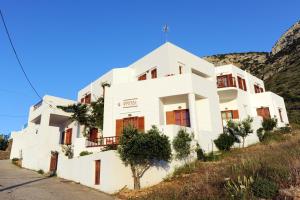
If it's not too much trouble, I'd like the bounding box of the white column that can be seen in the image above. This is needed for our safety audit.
[188,93,198,139]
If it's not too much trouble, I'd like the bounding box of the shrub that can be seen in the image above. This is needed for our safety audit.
[172,129,193,161]
[37,169,44,174]
[79,151,92,156]
[262,118,278,131]
[214,133,235,151]
[224,176,254,200]
[256,127,264,142]
[279,124,292,134]
[251,177,278,199]
[195,144,206,161]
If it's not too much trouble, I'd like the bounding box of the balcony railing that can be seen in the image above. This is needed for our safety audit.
[217,77,237,88]
[86,136,120,147]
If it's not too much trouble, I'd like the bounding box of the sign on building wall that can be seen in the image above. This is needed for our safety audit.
[122,98,138,108]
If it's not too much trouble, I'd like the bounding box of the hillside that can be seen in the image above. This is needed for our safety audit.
[118,127,300,199]
[204,20,300,123]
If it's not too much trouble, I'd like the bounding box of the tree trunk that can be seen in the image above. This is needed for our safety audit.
[130,165,141,190]
[242,137,245,148]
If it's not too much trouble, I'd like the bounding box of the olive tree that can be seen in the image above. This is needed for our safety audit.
[227,116,253,148]
[118,125,172,189]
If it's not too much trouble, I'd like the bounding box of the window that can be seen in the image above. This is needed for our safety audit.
[254,84,264,93]
[64,128,72,145]
[278,108,283,122]
[217,74,236,88]
[237,76,247,91]
[115,117,145,136]
[151,68,157,79]
[85,94,91,104]
[89,128,98,142]
[138,74,147,81]
[81,94,91,104]
[166,109,190,127]
[256,107,270,120]
[221,110,239,120]
[179,66,182,74]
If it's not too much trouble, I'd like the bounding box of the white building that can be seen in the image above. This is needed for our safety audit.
[10,42,289,193]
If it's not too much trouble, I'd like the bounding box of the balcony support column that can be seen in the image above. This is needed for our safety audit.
[188,93,199,140]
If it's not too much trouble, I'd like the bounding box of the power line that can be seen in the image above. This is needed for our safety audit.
[0,9,43,100]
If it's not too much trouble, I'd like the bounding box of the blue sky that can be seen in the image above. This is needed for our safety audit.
[0,0,299,135]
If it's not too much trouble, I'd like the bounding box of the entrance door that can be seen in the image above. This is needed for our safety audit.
[49,151,58,172]
[95,160,101,185]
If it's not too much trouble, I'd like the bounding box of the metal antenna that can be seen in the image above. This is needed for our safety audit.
[162,24,169,42]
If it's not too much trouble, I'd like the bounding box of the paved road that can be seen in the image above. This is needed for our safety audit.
[0,160,114,200]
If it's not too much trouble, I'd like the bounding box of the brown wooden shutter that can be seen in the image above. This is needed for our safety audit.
[264,107,271,119]
[89,128,98,142]
[95,160,101,185]
[242,79,247,91]
[228,74,233,87]
[85,94,91,104]
[166,111,175,124]
[80,98,84,103]
[237,76,243,89]
[232,110,239,119]
[151,69,157,79]
[138,117,145,132]
[116,119,123,137]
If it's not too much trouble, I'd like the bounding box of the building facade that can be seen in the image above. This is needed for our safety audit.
[10,42,289,193]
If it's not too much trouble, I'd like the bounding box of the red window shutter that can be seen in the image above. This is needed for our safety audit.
[138,117,145,132]
[80,98,84,103]
[242,79,247,91]
[227,74,233,87]
[138,74,147,81]
[166,111,175,124]
[95,160,101,185]
[182,109,190,127]
[89,128,98,142]
[85,94,91,104]
[151,69,157,79]
[232,110,239,119]
[263,107,271,119]
[260,87,264,93]
[237,76,243,89]
[116,119,123,137]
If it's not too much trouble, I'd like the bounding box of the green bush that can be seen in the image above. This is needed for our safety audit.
[262,118,277,131]
[256,128,264,142]
[79,151,92,156]
[172,129,193,161]
[214,133,235,151]
[251,177,278,199]
[37,169,44,174]
[195,144,206,161]
[279,125,292,134]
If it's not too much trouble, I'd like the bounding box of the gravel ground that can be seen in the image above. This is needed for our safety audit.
[0,160,114,200]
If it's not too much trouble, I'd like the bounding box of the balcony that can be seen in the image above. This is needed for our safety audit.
[86,136,120,147]
[217,75,238,102]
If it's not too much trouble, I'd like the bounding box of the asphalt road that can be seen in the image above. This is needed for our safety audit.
[0,160,114,200]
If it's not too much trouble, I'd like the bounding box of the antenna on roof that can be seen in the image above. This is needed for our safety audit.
[162,24,169,43]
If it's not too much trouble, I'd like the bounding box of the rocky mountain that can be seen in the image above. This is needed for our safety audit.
[204,20,300,124]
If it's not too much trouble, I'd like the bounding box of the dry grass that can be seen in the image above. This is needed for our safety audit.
[117,128,300,200]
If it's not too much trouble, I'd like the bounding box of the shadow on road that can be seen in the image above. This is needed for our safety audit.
[0,177,50,192]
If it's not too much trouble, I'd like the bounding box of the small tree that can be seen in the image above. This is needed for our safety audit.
[118,125,172,190]
[172,129,193,162]
[227,117,253,148]
[0,134,9,151]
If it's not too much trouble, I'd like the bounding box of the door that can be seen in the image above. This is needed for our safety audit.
[95,160,101,185]
[49,152,58,172]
